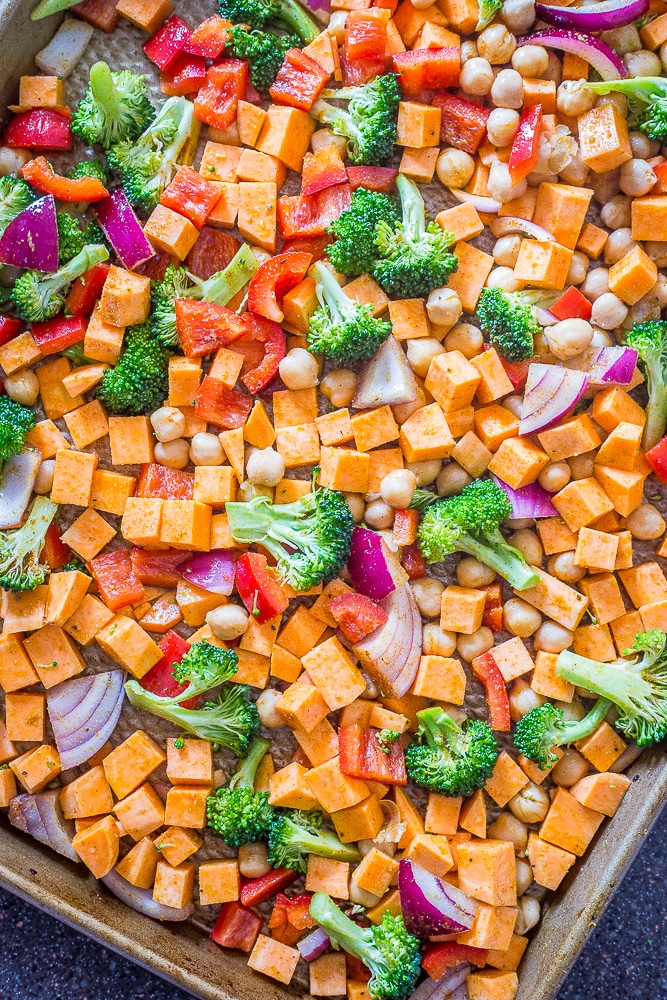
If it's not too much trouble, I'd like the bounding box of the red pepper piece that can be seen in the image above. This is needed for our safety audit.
[402,541,426,580]
[130,548,190,587]
[211,901,263,952]
[471,651,511,732]
[32,315,86,356]
[175,299,247,358]
[347,165,397,193]
[345,10,389,60]
[239,312,286,394]
[160,53,207,96]
[194,60,248,130]
[65,262,110,316]
[248,252,312,323]
[268,893,316,946]
[509,103,543,183]
[646,436,667,481]
[139,629,199,709]
[278,182,352,239]
[373,0,397,11]
[239,868,298,907]
[431,92,490,154]
[89,548,146,612]
[328,592,388,643]
[143,14,193,71]
[550,285,593,322]
[71,0,118,32]
[185,227,241,280]
[499,357,531,392]
[270,48,330,112]
[161,166,220,229]
[346,954,371,982]
[301,145,348,198]
[195,375,253,429]
[340,51,387,86]
[281,234,331,261]
[133,247,176,282]
[41,523,70,571]
[339,725,407,785]
[422,943,488,980]
[393,47,460,94]
[0,316,24,347]
[136,463,194,500]
[184,16,232,59]
[3,110,71,151]
[235,552,290,624]
[481,582,504,634]
[21,157,108,202]
[392,508,419,547]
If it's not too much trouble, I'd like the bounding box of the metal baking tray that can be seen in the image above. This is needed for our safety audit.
[0,1,666,997]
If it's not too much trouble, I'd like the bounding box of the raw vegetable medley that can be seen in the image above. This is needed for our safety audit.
[2,0,667,996]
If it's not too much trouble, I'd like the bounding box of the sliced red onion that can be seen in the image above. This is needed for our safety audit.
[0,195,58,271]
[447,189,501,214]
[399,860,477,939]
[298,927,331,961]
[353,335,418,409]
[10,795,48,841]
[411,964,471,1000]
[10,791,78,862]
[0,449,42,529]
[177,549,235,595]
[519,363,590,436]
[101,869,194,922]
[490,216,555,242]
[534,307,559,327]
[47,671,125,769]
[491,475,558,515]
[353,583,421,697]
[348,527,408,600]
[563,345,637,386]
[94,189,155,270]
[535,0,649,32]
[519,29,627,80]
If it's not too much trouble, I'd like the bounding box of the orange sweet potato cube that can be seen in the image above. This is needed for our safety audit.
[575,721,626,772]
[4,691,45,742]
[305,855,350,899]
[404,832,453,879]
[458,904,517,951]
[514,239,573,290]
[114,782,165,840]
[440,585,486,634]
[591,386,645,432]
[99,265,150,328]
[248,934,300,985]
[537,414,601,462]
[332,795,384,843]
[530,650,575,703]
[0,634,39,693]
[466,970,519,1000]
[153,859,195,909]
[539,786,604,856]
[484,751,529,808]
[269,762,319,810]
[457,839,517,906]
[578,573,625,625]
[399,403,455,462]
[351,405,399,453]
[318,446,370,493]
[411,654,466,704]
[526,832,576,890]
[166,738,213,786]
[11,744,61,793]
[551,477,614,532]
[425,350,481,412]
[473,404,519,452]
[144,205,199,260]
[103,730,166,800]
[487,437,549,490]
[306,755,370,813]
[199,859,240,905]
[570,772,631,817]
[579,102,632,173]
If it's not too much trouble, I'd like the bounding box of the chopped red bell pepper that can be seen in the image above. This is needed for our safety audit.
[194,375,253,429]
[21,157,108,202]
[211,901,263,953]
[133,247,176,282]
[136,463,194,500]
[239,312,287,394]
[269,48,330,112]
[32,315,86,356]
[339,725,407,785]
[550,285,593,322]
[185,227,241,280]
[160,53,207,96]
[481,582,504,634]
[71,0,118,32]
[499,357,531,391]
[175,300,246,358]
[281,234,332,260]
[138,629,199,709]
[0,316,24,347]
[392,508,419,547]
[194,60,248,130]
[345,10,389,60]
[89,548,146,612]
[646,435,667,481]
[422,943,488,980]
[239,868,299,907]
[346,954,371,982]
[143,14,193,71]
[301,145,348,198]
[347,165,397,193]
[509,103,543,183]
[278,182,352,239]
[402,541,426,580]
[41,523,70,571]
[248,252,312,323]
[244,81,263,106]
[340,51,387,86]
[235,552,290,624]
[393,47,460,94]
[471,650,511,732]
[65,262,110,316]
[130,548,190,587]
[161,166,220,228]
[328,592,388,643]
[652,158,667,194]
[431,93,490,154]
[184,15,232,59]
[3,109,71,150]
[268,893,316,946]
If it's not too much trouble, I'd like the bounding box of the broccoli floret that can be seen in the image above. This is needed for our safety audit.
[68,159,109,184]
[218,0,319,43]
[0,396,36,473]
[227,26,298,91]
[310,894,421,1000]
[514,698,612,770]
[476,0,503,29]
[312,75,400,166]
[107,96,199,213]
[72,61,154,149]
[0,176,34,235]
[584,78,667,141]
[207,737,275,847]
[31,0,80,19]
[268,810,361,873]
[56,212,88,265]
[556,630,667,747]
[11,244,109,323]
[97,322,170,415]
[226,483,354,592]
[625,321,667,450]
[307,260,391,363]
[0,496,58,592]
[125,679,260,754]
[406,706,498,797]
[326,188,400,277]
[171,640,239,700]
[477,286,541,362]
[418,478,540,591]
[62,557,91,576]
[373,174,458,298]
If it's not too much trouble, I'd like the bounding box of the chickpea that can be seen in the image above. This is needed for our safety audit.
[506,518,534,530]
[547,551,586,584]
[596,92,627,117]
[459,58,495,97]
[478,23,516,64]
[502,395,523,418]
[488,159,527,202]
[444,322,484,359]
[620,158,657,198]
[538,461,571,493]
[411,576,445,618]
[558,699,587,722]
[568,450,596,480]
[150,405,186,443]
[246,447,285,488]
[3,368,39,406]
[534,621,574,654]
[515,857,534,896]
[344,492,366,523]
[238,842,272,879]
[436,147,475,189]
[509,781,550,824]
[580,267,609,302]
[190,432,223,467]
[624,48,661,77]
[456,556,496,588]
[601,25,641,56]
[460,40,479,63]
[364,499,394,530]
[509,678,546,720]
[486,266,523,293]
[320,368,357,408]
[0,146,31,176]
[154,438,189,470]
[326,10,348,41]
[311,128,348,158]
[426,287,462,331]
[604,227,636,265]
[566,252,589,287]
[501,0,535,34]
[437,462,472,497]
[622,504,666,540]
[457,626,494,661]
[486,108,520,147]
[661,39,667,73]
[493,237,521,272]
[487,812,528,853]
[491,68,524,111]
[556,79,595,118]
[237,481,273,502]
[33,459,56,495]
[407,459,441,487]
[206,604,249,640]
[559,148,589,186]
[515,896,541,936]
[503,598,542,637]
[380,468,417,509]
[256,688,285,728]
[552,748,589,786]
[545,318,594,360]
[423,623,457,657]
[508,528,543,566]
[512,44,548,78]
[349,882,381,907]
[591,292,628,330]
[600,197,630,240]
[590,328,614,348]
[406,338,445,377]
[278,348,319,390]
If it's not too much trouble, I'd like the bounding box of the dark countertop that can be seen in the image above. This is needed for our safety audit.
[0,817,665,1000]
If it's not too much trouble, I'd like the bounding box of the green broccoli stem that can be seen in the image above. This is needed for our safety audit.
[417,706,458,749]
[229,736,271,790]
[644,370,667,450]
[552,697,612,743]
[458,528,540,591]
[21,496,59,547]
[556,651,655,712]
[289,825,361,865]
[30,0,77,18]
[310,893,380,968]
[276,0,319,43]
[194,244,260,304]
[312,260,353,322]
[89,62,120,122]
[396,174,425,244]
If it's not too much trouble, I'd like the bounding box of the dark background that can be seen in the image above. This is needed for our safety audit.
[0,818,665,1000]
